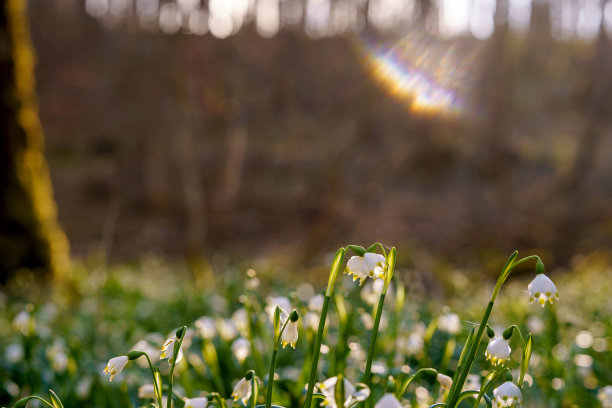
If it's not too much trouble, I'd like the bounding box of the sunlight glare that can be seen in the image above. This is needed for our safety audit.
[363,30,481,116]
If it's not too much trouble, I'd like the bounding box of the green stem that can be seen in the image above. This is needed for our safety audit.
[167,327,187,408]
[363,293,386,389]
[144,353,163,408]
[13,396,55,408]
[445,301,494,408]
[266,318,290,408]
[303,295,332,408]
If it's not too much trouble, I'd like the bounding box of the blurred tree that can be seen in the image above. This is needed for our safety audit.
[0,0,69,281]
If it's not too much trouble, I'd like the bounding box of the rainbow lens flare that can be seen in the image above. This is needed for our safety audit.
[362,30,482,117]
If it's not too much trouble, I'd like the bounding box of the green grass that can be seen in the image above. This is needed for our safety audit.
[2,253,611,408]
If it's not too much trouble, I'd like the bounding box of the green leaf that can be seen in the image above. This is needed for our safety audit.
[48,390,64,408]
[519,334,533,387]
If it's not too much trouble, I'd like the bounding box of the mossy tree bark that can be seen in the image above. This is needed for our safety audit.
[0,0,69,282]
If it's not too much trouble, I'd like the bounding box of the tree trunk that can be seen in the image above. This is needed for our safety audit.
[0,0,69,282]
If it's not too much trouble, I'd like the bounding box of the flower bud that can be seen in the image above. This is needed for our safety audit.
[127,351,145,360]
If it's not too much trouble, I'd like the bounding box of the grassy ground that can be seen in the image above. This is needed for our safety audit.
[1,252,611,407]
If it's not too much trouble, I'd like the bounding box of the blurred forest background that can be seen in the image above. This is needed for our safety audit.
[18,0,612,270]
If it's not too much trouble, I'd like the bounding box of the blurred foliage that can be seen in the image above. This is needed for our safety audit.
[1,253,610,407]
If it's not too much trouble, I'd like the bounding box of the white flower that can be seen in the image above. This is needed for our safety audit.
[217,318,238,341]
[345,253,387,285]
[599,385,612,408]
[138,384,156,399]
[528,274,559,307]
[316,376,370,408]
[486,337,511,366]
[160,336,183,364]
[196,316,217,340]
[103,356,128,382]
[438,313,461,334]
[374,394,402,408]
[184,397,208,408]
[493,381,522,407]
[436,373,453,390]
[232,337,251,363]
[281,320,299,348]
[232,377,252,405]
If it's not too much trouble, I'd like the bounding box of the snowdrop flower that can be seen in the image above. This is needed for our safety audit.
[316,376,370,408]
[138,384,156,399]
[232,376,252,405]
[103,356,128,382]
[232,337,251,363]
[195,316,217,340]
[374,393,402,408]
[436,373,453,390]
[528,274,559,307]
[493,381,522,407]
[486,337,511,366]
[598,385,612,408]
[345,252,386,285]
[160,336,183,363]
[438,313,461,334]
[184,397,208,408]
[281,316,299,349]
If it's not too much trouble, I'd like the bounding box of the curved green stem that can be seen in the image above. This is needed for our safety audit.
[167,327,187,408]
[143,353,163,408]
[13,396,55,408]
[396,368,438,399]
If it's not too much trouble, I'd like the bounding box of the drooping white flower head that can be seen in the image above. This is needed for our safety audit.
[316,376,370,408]
[138,384,156,399]
[281,320,299,349]
[598,385,612,408]
[232,337,251,363]
[195,316,217,340]
[232,377,252,405]
[528,274,559,307]
[345,252,387,286]
[184,397,208,408]
[493,381,522,407]
[103,356,128,382]
[374,393,402,408]
[436,373,453,390]
[160,336,183,364]
[486,337,511,366]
